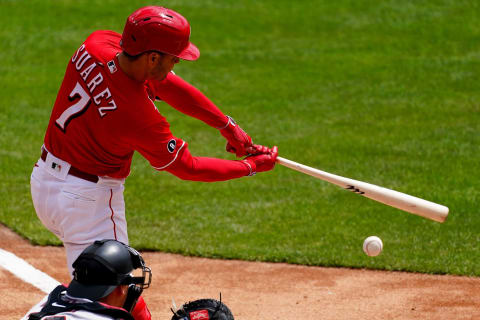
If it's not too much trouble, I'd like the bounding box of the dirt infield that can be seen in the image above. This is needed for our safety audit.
[2,225,479,320]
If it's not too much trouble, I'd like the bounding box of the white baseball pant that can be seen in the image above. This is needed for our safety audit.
[30,148,128,277]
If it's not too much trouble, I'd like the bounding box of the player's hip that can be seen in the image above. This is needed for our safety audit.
[32,149,125,189]
[31,161,127,241]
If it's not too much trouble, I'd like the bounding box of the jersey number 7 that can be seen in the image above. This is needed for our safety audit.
[55,82,91,132]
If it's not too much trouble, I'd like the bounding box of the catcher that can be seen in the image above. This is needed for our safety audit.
[22,239,235,320]
[22,239,152,320]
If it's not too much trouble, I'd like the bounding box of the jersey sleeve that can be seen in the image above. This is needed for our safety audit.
[146,73,229,129]
[165,145,251,181]
[134,123,187,171]
[136,125,250,181]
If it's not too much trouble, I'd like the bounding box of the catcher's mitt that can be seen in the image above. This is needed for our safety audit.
[171,298,234,320]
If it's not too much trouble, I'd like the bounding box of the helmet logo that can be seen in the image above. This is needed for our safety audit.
[160,13,174,19]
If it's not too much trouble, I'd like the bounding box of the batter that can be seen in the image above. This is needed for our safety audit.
[30,6,277,319]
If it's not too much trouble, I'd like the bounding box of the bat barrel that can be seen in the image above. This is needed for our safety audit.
[350,180,449,223]
[276,156,449,223]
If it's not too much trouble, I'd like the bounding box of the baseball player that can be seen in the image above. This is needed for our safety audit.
[30,6,277,318]
[22,239,152,320]
[23,239,237,320]
[30,5,278,276]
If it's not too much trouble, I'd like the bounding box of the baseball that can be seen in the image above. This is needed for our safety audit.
[363,236,383,257]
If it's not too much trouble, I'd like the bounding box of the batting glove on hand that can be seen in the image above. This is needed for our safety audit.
[219,116,254,157]
[242,146,278,175]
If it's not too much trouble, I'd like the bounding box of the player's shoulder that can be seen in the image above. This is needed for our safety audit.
[84,30,122,63]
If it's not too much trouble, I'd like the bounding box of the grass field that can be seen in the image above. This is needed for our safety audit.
[1,0,479,276]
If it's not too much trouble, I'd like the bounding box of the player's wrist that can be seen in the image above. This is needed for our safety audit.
[240,160,256,176]
[217,115,235,130]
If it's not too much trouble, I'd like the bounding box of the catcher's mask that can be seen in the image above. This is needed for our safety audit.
[67,239,151,311]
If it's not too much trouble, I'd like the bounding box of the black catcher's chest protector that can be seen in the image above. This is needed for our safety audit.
[28,285,134,320]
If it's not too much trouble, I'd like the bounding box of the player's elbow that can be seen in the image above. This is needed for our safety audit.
[164,150,203,181]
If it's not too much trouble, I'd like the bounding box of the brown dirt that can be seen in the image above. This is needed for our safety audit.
[2,225,479,320]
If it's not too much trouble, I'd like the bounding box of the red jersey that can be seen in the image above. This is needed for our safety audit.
[44,31,228,179]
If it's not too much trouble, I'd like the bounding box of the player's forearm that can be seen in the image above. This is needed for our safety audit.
[152,74,228,129]
[165,148,250,182]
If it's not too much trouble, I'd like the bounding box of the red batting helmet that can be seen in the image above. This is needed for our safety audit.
[120,6,200,60]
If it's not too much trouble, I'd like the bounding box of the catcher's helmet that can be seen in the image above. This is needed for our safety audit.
[120,6,200,60]
[67,239,151,301]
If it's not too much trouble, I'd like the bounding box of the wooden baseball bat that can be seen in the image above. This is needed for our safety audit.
[276,156,449,223]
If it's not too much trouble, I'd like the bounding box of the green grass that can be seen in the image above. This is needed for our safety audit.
[1,0,479,276]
